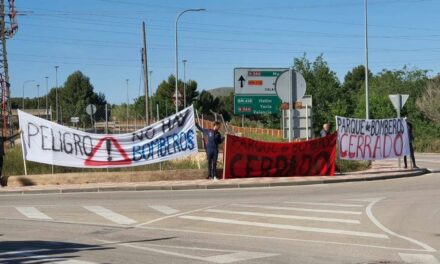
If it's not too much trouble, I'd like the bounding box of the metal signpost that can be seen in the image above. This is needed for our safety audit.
[389,94,409,168]
[86,104,97,132]
[275,69,307,142]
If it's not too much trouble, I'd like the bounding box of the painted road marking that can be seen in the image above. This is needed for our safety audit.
[366,198,436,252]
[83,206,137,225]
[179,215,388,239]
[55,260,98,264]
[15,207,53,220]
[284,201,364,208]
[399,253,440,263]
[97,239,277,263]
[149,205,179,215]
[205,209,360,224]
[233,204,362,215]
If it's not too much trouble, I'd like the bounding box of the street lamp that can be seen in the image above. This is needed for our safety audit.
[364,0,369,119]
[182,59,187,108]
[36,84,40,113]
[126,78,129,130]
[175,8,206,113]
[55,66,59,122]
[22,80,35,110]
[149,70,153,121]
[45,76,49,118]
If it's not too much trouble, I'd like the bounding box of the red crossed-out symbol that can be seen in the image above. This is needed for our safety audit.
[84,136,132,166]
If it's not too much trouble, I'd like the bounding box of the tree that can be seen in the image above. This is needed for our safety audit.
[194,90,219,117]
[417,76,440,123]
[294,54,346,135]
[58,71,106,125]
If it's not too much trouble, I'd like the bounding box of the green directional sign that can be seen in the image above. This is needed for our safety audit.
[234,95,281,115]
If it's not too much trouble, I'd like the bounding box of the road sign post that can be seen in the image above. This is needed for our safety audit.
[389,94,409,168]
[275,69,307,142]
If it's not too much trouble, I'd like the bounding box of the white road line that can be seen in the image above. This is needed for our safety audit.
[399,253,440,263]
[233,204,362,215]
[97,239,277,263]
[366,198,436,252]
[136,204,224,227]
[205,209,360,224]
[148,205,179,215]
[283,201,364,208]
[83,206,137,225]
[15,207,53,220]
[55,260,98,264]
[179,215,388,239]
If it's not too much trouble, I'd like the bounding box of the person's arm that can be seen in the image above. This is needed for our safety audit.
[6,131,20,142]
[195,122,207,134]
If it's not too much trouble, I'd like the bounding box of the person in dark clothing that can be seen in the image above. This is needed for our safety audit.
[404,121,418,169]
[320,123,330,137]
[195,121,224,180]
[0,130,21,187]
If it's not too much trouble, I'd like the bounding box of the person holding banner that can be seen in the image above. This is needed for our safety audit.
[0,130,21,187]
[196,121,224,180]
[320,123,330,137]
[404,121,418,169]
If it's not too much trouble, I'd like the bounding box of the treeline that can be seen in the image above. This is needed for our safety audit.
[13,55,440,151]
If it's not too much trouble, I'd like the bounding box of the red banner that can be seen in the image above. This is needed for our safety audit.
[223,133,337,179]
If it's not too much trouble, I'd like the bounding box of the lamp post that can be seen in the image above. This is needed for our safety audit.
[126,78,129,130]
[22,80,35,110]
[54,66,59,122]
[182,59,187,108]
[36,84,40,113]
[175,8,206,113]
[45,76,49,117]
[364,0,369,119]
[149,70,153,121]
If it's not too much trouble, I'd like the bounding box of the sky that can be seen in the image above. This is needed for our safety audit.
[6,0,440,104]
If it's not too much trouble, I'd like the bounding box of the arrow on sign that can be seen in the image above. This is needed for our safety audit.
[238,75,245,88]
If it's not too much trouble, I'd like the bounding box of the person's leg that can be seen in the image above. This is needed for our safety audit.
[0,156,5,187]
[409,143,417,168]
[212,151,218,179]
[403,155,408,168]
[207,151,213,179]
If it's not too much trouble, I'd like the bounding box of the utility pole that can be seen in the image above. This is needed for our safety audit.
[141,21,149,125]
[0,0,18,138]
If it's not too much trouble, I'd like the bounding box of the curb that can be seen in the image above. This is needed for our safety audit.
[0,169,430,195]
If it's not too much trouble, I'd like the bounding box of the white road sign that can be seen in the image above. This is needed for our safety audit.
[234,68,288,95]
[275,70,306,103]
[389,94,409,111]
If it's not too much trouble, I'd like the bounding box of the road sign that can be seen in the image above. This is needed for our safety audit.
[86,104,97,116]
[275,70,306,103]
[70,117,79,123]
[172,90,183,107]
[234,68,288,95]
[234,95,281,115]
[389,94,409,112]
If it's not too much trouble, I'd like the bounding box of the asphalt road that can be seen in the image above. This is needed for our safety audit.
[0,154,439,264]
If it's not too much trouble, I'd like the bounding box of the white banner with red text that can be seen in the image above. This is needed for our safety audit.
[18,106,198,168]
[335,116,410,160]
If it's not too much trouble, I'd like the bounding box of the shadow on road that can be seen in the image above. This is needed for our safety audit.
[0,240,113,264]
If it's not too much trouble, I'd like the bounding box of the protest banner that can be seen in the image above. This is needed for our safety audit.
[223,133,336,179]
[335,116,410,160]
[18,106,198,168]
